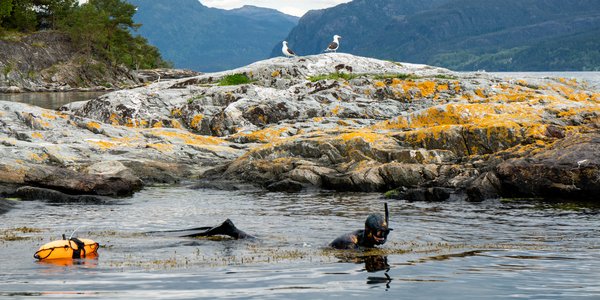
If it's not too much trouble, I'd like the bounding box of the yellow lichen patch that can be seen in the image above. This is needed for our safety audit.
[171,108,182,117]
[337,120,350,126]
[28,152,49,162]
[338,130,386,144]
[237,127,288,143]
[399,124,462,147]
[453,81,462,93]
[569,92,590,102]
[41,112,57,120]
[391,78,403,86]
[417,81,436,97]
[364,89,372,96]
[331,105,341,116]
[436,83,449,92]
[109,113,121,126]
[87,121,101,130]
[152,120,163,128]
[271,70,281,77]
[523,124,547,139]
[170,119,183,129]
[474,89,486,98]
[31,132,43,139]
[374,81,386,88]
[148,129,224,146]
[147,143,174,153]
[313,117,324,122]
[88,139,118,150]
[190,114,204,129]
[401,81,417,93]
[549,83,575,97]
[55,112,69,119]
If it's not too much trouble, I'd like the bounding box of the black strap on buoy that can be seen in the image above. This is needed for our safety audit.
[69,238,86,259]
[34,247,54,260]
[384,202,389,225]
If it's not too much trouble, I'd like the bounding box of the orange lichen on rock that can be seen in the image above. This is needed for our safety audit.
[147,143,174,153]
[148,129,224,146]
[170,119,183,129]
[436,83,449,92]
[88,139,118,150]
[41,112,57,120]
[171,108,183,117]
[31,132,43,139]
[418,81,436,97]
[236,127,289,143]
[190,114,204,129]
[28,152,49,162]
[331,105,341,116]
[109,113,121,126]
[87,121,101,130]
[338,130,386,144]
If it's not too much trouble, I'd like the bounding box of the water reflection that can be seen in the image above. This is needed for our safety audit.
[0,91,107,109]
[36,256,99,268]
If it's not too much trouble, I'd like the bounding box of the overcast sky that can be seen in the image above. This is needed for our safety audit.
[200,0,352,17]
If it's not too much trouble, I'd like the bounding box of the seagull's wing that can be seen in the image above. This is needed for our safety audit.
[288,48,296,55]
[327,41,338,50]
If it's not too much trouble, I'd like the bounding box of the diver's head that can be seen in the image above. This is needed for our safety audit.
[364,213,391,245]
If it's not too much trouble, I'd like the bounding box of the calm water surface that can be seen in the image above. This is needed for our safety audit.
[0,91,107,109]
[1,186,599,299]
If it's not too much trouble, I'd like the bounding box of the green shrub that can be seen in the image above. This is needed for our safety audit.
[218,73,252,86]
[308,72,359,82]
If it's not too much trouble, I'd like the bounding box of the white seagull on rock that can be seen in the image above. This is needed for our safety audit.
[325,35,341,52]
[282,41,296,57]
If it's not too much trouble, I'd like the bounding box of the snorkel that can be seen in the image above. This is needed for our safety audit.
[364,203,392,246]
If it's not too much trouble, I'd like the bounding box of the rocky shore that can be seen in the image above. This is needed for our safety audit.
[0,31,200,93]
[1,53,599,202]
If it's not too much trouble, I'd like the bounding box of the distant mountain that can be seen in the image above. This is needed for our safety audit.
[128,0,298,72]
[275,0,600,71]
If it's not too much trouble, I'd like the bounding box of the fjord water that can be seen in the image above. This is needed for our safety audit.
[0,91,107,109]
[1,186,599,299]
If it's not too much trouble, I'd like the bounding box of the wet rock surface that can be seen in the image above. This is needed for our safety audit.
[2,53,599,201]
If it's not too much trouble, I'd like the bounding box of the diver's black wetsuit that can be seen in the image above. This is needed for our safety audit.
[329,213,391,249]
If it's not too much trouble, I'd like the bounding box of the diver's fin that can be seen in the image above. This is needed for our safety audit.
[181,219,254,240]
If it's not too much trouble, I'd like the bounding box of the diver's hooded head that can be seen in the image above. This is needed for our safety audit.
[364,213,391,246]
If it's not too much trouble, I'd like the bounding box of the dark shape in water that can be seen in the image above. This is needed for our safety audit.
[148,219,254,240]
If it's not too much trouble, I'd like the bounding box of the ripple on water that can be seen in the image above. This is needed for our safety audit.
[1,186,599,299]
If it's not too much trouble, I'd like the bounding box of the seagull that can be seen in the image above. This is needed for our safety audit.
[325,35,342,52]
[282,41,296,57]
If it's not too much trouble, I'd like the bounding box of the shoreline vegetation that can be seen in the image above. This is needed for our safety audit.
[0,0,171,92]
[0,0,169,70]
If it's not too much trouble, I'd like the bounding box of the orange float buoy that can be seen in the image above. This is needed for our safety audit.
[34,237,99,260]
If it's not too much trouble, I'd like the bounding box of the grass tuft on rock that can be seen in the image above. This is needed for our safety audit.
[218,73,252,86]
[308,72,360,82]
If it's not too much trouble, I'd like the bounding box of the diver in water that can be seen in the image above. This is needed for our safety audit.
[148,219,255,239]
[329,204,392,249]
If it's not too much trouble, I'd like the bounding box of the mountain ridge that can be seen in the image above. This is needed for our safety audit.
[274,0,600,71]
[128,0,298,72]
